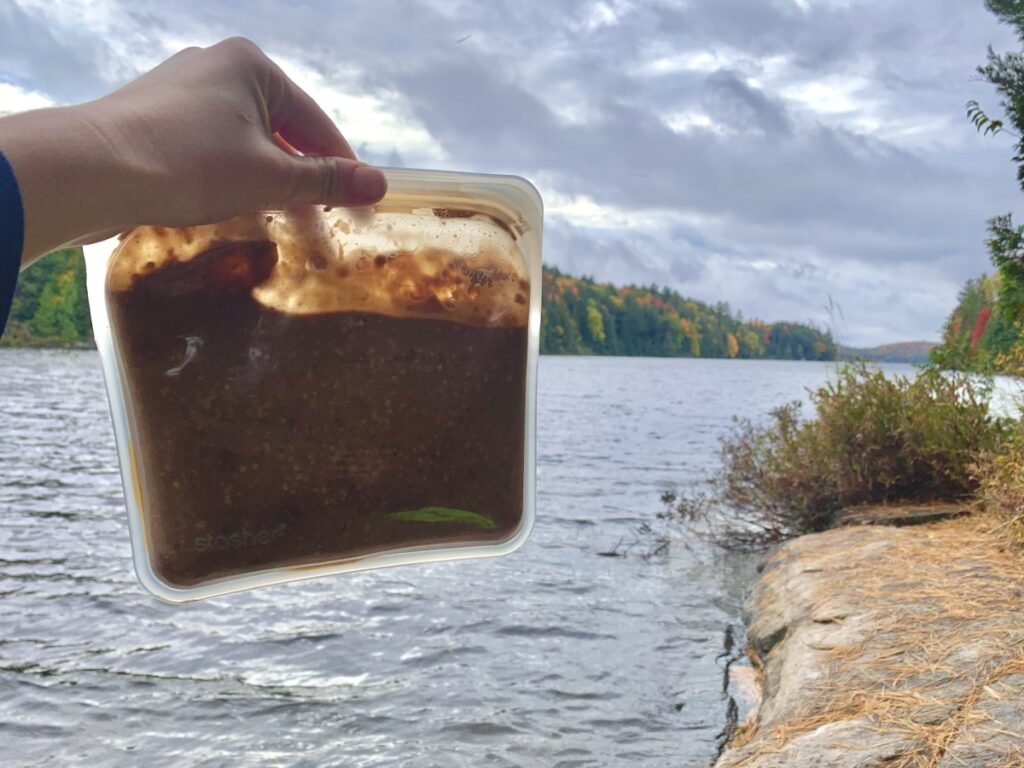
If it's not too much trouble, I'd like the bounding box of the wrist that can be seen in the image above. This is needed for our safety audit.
[0,104,138,265]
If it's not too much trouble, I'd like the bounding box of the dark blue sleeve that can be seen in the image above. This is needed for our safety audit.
[0,150,24,336]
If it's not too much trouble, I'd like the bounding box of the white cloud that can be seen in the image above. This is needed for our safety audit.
[584,2,619,32]
[2,0,1019,345]
[781,75,875,116]
[12,0,171,83]
[0,81,55,114]
[664,110,731,136]
[580,0,633,33]
[542,186,721,234]
[642,49,742,76]
[545,190,648,229]
[271,55,446,166]
[790,0,856,8]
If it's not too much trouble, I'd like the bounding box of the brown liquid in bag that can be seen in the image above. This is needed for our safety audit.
[107,214,529,587]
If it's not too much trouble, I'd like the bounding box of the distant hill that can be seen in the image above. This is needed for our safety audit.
[0,250,836,363]
[839,341,937,365]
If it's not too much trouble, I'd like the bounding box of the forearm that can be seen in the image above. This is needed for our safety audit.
[0,38,386,275]
[0,105,137,267]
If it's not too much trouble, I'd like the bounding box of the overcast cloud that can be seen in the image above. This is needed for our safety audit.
[2,0,1021,345]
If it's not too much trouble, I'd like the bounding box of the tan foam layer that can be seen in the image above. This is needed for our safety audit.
[108,207,530,328]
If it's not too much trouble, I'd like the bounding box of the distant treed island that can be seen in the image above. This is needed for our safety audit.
[3,248,837,361]
[839,341,936,365]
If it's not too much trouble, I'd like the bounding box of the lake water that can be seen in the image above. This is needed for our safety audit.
[0,351,917,767]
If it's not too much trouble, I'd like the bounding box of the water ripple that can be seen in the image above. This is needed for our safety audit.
[0,351,886,767]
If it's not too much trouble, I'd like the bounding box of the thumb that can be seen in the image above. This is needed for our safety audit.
[265,152,388,208]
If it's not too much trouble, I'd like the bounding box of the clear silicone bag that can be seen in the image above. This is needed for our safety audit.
[84,168,542,602]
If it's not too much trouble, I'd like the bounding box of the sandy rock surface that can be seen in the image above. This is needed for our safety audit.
[715,519,1024,768]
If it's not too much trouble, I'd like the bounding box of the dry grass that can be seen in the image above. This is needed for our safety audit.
[721,511,1024,767]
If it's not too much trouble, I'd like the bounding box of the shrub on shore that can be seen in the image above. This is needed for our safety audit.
[666,363,1014,550]
[974,429,1024,549]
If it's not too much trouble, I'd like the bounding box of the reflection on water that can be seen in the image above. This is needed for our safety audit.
[0,351,917,767]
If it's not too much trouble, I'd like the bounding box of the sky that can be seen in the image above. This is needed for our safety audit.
[2,0,1022,346]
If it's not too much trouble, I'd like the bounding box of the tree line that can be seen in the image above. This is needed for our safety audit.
[2,247,92,347]
[2,249,836,361]
[541,266,835,360]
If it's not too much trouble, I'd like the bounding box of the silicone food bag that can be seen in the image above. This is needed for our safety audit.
[84,168,542,602]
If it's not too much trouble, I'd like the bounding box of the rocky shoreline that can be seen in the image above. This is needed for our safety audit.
[714,516,1024,768]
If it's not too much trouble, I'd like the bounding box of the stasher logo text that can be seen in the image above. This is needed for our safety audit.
[194,524,288,552]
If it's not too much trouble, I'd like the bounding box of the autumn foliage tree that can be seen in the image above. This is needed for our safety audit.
[932,1,1024,373]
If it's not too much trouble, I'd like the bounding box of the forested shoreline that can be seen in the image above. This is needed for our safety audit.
[540,267,834,360]
[2,248,93,348]
[3,248,835,361]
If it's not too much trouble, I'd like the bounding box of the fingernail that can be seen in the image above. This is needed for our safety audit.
[353,165,387,202]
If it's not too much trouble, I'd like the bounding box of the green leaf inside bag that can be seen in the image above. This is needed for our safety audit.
[390,507,497,529]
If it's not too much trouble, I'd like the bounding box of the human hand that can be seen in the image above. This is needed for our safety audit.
[0,37,387,264]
